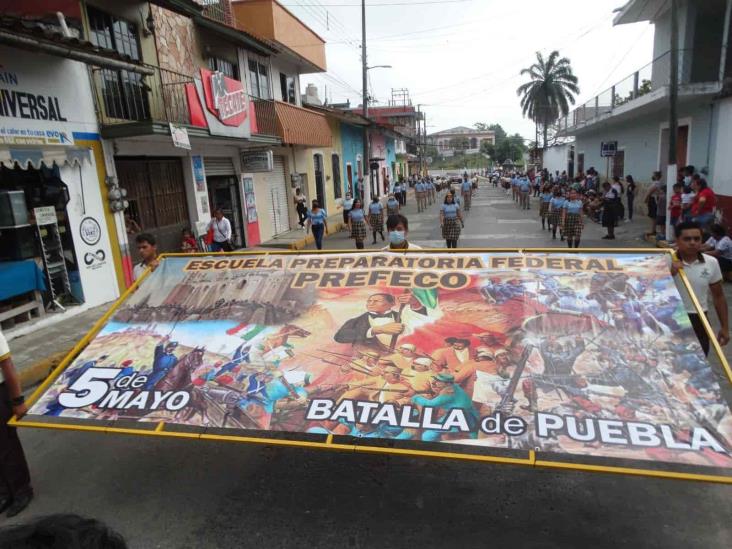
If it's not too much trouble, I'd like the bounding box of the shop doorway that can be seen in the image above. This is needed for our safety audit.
[116,158,189,256]
[0,164,83,320]
[208,175,245,249]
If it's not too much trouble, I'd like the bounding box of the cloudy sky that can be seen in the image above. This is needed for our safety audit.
[282,0,655,139]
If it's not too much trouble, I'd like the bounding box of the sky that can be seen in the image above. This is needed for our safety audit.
[281,0,655,140]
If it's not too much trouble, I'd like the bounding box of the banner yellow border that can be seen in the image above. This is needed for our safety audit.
[10,248,732,484]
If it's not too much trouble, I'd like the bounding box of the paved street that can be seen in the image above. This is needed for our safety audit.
[4,180,731,548]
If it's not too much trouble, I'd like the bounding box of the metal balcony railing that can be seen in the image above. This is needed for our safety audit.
[91,64,193,126]
[200,0,235,26]
[555,49,714,133]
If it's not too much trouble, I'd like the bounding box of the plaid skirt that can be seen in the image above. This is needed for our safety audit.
[539,201,550,218]
[351,220,367,241]
[564,213,583,238]
[548,208,561,227]
[442,217,462,240]
[369,212,383,230]
[387,205,399,216]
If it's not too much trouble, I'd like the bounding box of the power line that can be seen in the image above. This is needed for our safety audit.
[281,0,476,6]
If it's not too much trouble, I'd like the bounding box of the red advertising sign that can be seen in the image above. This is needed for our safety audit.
[200,68,248,127]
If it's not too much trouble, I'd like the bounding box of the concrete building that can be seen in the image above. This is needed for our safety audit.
[428,126,496,157]
[542,142,576,179]
[557,0,732,218]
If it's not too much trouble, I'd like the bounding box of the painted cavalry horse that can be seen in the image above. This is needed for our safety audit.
[261,324,311,354]
[156,346,210,424]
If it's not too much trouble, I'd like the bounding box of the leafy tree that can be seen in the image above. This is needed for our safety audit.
[474,123,507,141]
[517,51,580,148]
[480,140,495,158]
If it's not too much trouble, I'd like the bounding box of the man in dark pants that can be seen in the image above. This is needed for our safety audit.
[671,221,730,356]
[0,328,33,517]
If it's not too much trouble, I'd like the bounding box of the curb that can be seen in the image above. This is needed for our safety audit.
[265,221,345,250]
[19,348,72,390]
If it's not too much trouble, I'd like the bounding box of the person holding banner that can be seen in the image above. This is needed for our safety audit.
[671,221,729,356]
[348,198,369,250]
[0,329,33,518]
[440,192,464,249]
[383,214,422,251]
[562,188,585,248]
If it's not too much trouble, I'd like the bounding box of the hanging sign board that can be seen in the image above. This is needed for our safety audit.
[18,251,732,483]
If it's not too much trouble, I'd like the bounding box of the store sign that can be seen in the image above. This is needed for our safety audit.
[186,69,251,139]
[33,206,57,226]
[169,123,191,150]
[79,217,102,246]
[241,150,273,172]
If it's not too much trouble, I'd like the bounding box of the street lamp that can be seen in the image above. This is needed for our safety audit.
[366,65,392,71]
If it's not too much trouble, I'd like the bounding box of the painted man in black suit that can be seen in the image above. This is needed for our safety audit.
[334,293,407,353]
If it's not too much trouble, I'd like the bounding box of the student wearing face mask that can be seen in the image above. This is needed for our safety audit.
[382,214,422,251]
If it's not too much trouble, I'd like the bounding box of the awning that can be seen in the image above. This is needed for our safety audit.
[0,147,93,170]
[274,102,332,147]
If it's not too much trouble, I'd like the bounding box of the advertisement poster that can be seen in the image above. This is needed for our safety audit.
[26,252,732,474]
[192,156,205,193]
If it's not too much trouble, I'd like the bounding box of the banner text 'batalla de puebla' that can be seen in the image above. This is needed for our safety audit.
[28,252,732,471]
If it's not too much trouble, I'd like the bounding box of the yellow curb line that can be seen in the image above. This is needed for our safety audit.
[20,348,73,390]
[288,221,345,250]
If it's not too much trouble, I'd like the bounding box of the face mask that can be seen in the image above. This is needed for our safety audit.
[684,176,691,185]
[389,231,406,245]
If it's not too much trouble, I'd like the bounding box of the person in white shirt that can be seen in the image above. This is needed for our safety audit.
[702,223,732,273]
[671,221,729,355]
[208,208,232,252]
[0,328,33,517]
[132,233,159,281]
[382,214,423,251]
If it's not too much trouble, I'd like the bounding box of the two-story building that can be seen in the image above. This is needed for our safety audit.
[428,126,496,157]
[557,0,732,219]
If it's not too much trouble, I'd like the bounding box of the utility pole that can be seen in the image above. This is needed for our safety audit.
[416,105,423,176]
[423,109,428,175]
[361,0,370,203]
[666,0,679,241]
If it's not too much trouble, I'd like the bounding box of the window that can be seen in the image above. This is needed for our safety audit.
[332,154,342,199]
[279,73,297,104]
[248,57,271,99]
[208,57,239,80]
[87,6,148,120]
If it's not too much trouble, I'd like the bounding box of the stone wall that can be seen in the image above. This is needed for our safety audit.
[152,5,198,76]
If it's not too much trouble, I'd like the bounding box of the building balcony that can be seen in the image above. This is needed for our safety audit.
[90,62,278,143]
[557,49,724,136]
[231,0,326,73]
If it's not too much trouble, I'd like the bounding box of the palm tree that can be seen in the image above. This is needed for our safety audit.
[517,51,580,149]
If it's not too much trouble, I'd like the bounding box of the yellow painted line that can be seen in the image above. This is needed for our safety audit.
[326,433,333,445]
[534,459,732,484]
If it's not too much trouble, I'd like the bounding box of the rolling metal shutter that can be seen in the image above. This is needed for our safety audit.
[267,155,290,236]
[203,157,236,176]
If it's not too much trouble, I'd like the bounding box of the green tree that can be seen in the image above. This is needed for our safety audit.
[480,140,495,159]
[474,123,507,141]
[517,51,579,148]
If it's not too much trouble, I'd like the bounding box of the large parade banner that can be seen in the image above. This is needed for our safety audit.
[22,252,732,477]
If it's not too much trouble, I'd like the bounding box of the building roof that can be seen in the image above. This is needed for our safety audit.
[0,15,154,73]
[613,0,668,26]
[429,126,494,137]
[274,102,332,147]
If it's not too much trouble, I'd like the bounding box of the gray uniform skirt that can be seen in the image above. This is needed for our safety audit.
[442,217,461,240]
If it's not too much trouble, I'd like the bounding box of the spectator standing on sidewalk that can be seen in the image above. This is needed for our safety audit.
[625,175,636,222]
[601,181,620,240]
[368,196,385,244]
[0,329,33,518]
[668,183,683,229]
[348,198,369,250]
[440,192,463,249]
[293,187,308,228]
[132,233,159,281]
[671,221,729,356]
[208,208,233,252]
[306,199,328,250]
[644,171,662,237]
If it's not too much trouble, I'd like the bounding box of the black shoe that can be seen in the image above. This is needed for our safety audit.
[602,235,612,239]
[6,490,33,518]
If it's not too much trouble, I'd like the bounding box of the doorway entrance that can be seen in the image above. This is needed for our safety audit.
[313,154,325,207]
[207,175,245,249]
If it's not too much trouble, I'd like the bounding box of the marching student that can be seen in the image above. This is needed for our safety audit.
[368,196,385,244]
[440,192,464,249]
[348,198,369,250]
[562,188,585,248]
